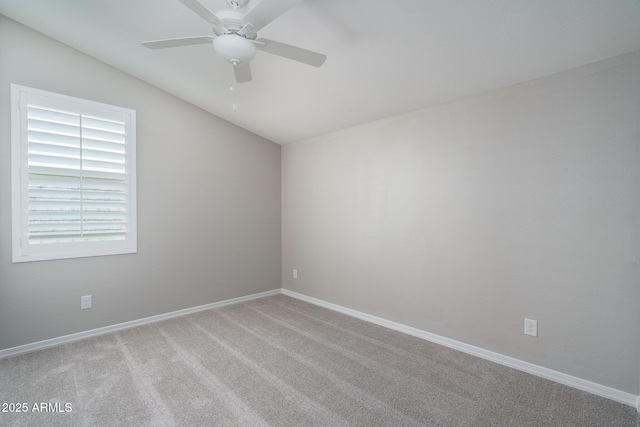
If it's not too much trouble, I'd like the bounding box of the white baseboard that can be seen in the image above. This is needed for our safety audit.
[2,287,637,411]
[281,288,640,410]
[0,289,280,359]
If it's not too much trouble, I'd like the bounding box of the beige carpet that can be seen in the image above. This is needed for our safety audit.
[0,294,637,426]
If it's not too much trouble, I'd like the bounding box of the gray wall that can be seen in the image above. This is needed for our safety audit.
[0,16,281,350]
[282,52,640,394]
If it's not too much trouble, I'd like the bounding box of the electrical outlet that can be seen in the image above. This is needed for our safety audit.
[81,295,92,310]
[524,318,537,337]
[293,269,298,279]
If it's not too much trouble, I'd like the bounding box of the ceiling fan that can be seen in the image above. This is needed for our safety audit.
[142,0,326,83]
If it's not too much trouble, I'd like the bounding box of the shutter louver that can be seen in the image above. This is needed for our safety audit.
[27,105,128,245]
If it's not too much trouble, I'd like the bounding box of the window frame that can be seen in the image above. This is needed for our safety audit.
[11,84,137,263]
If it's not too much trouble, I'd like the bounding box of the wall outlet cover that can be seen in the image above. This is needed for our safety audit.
[524,318,537,337]
[81,295,92,310]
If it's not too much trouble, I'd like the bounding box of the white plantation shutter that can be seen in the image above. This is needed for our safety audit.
[12,85,137,262]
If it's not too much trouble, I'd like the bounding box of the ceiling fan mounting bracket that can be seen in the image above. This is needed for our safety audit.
[227,0,249,8]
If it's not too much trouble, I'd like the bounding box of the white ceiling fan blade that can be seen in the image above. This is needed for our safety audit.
[179,0,229,33]
[240,0,303,34]
[233,62,253,83]
[141,36,214,49]
[254,38,326,67]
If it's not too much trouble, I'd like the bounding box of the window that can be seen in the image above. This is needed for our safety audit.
[11,84,137,263]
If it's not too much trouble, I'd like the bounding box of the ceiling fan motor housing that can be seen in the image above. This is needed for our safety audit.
[213,8,256,39]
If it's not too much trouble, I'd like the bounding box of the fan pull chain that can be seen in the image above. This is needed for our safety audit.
[230,86,237,112]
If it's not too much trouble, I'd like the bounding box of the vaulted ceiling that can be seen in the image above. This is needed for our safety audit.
[2,0,640,144]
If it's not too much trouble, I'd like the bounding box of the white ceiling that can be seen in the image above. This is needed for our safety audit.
[2,0,640,145]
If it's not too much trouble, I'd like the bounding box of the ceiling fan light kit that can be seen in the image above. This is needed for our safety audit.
[213,34,257,64]
[141,0,326,83]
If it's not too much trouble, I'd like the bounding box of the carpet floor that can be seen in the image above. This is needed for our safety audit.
[0,294,637,426]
